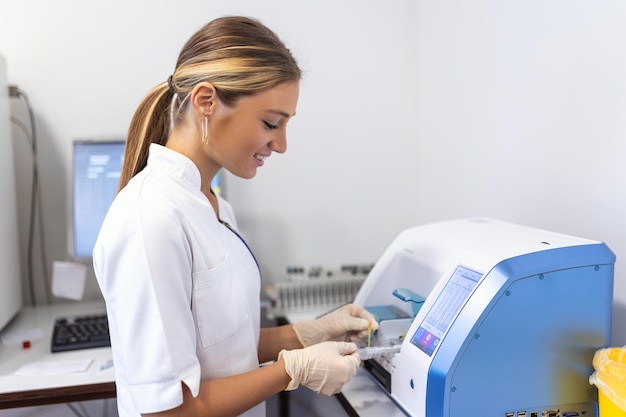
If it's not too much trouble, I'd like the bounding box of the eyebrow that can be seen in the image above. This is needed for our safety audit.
[268,109,296,118]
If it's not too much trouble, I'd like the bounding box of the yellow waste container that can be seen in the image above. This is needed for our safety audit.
[590,347,626,416]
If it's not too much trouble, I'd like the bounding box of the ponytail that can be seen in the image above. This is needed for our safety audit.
[118,83,171,191]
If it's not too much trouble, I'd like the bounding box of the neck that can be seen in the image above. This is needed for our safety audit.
[204,186,220,218]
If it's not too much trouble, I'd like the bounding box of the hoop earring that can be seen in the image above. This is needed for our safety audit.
[201,116,208,145]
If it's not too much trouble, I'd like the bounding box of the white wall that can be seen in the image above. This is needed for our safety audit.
[0,0,624,348]
[408,0,626,347]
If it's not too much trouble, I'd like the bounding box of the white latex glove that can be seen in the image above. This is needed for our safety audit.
[279,341,360,395]
[293,304,379,347]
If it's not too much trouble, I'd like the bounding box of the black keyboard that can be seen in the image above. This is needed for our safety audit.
[51,314,111,353]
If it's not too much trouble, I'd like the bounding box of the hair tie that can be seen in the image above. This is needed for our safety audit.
[167,75,176,94]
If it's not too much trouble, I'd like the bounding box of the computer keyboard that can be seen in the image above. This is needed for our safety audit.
[51,313,111,353]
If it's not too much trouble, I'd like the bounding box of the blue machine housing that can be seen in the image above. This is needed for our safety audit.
[428,245,614,416]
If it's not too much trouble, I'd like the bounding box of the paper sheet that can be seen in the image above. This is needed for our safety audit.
[52,261,87,300]
[15,358,93,376]
[0,328,44,346]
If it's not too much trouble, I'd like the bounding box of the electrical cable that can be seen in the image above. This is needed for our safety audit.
[77,401,90,417]
[10,88,39,306]
[10,116,51,303]
[36,159,51,304]
[66,402,86,417]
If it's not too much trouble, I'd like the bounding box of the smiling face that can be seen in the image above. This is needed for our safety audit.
[204,81,300,180]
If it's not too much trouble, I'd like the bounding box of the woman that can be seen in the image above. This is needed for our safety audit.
[93,15,377,417]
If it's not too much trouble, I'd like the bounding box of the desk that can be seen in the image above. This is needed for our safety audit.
[0,304,402,414]
[0,302,115,409]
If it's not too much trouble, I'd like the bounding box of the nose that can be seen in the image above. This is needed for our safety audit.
[269,132,287,154]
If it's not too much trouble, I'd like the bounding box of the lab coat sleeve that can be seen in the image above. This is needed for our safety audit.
[94,182,201,414]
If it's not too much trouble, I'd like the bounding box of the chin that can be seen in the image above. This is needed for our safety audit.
[239,171,257,180]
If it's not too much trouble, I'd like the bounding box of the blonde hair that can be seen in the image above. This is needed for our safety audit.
[119,16,301,190]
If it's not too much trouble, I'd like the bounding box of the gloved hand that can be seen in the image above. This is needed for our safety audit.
[279,341,360,395]
[293,304,379,347]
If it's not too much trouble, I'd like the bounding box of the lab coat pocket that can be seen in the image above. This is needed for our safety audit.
[192,260,246,348]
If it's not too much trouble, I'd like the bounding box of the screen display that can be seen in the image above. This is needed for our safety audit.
[410,265,482,356]
[211,170,223,196]
[72,140,125,259]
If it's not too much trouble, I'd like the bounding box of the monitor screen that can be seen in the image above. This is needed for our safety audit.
[212,169,224,196]
[410,265,482,356]
[71,139,125,260]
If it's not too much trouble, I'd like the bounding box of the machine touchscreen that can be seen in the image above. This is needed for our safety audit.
[410,265,482,356]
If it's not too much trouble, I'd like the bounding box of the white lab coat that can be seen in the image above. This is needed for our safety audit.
[93,144,264,417]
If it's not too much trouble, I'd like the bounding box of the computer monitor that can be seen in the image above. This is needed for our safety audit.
[69,139,126,261]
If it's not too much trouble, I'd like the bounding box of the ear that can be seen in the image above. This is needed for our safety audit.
[190,82,219,117]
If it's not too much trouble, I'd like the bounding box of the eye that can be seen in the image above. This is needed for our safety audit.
[263,121,278,130]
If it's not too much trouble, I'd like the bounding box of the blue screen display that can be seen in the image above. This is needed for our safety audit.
[410,265,482,356]
[72,140,125,259]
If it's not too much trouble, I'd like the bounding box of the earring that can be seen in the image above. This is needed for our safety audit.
[201,116,208,145]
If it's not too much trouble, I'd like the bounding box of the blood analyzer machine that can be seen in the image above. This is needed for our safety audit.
[354,218,615,417]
